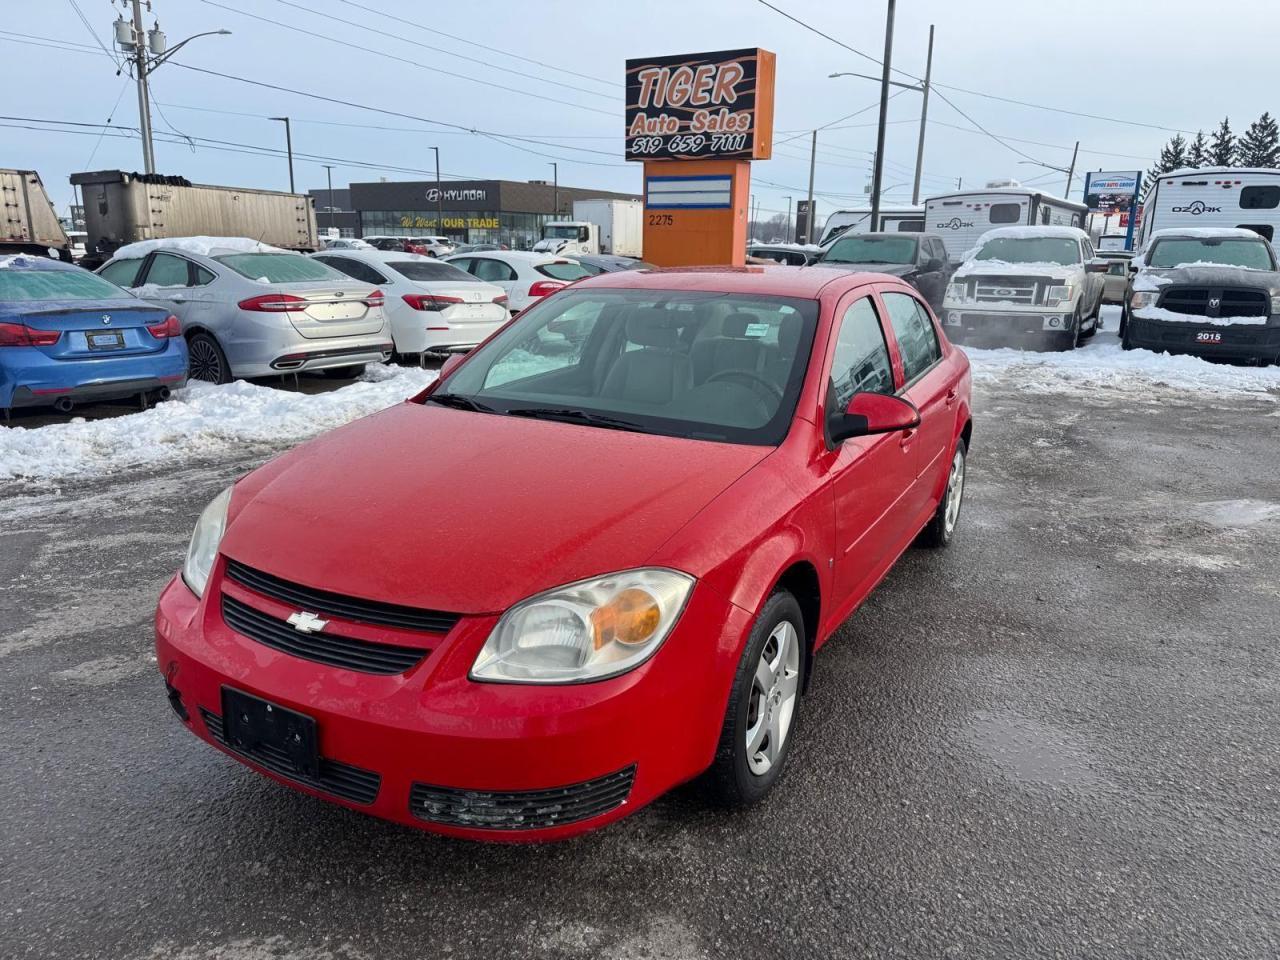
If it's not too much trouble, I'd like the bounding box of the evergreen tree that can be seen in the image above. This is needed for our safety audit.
[1237,112,1280,167]
[1145,133,1189,192]
[1209,117,1236,166]
[1186,130,1209,169]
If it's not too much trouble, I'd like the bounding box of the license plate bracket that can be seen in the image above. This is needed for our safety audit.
[86,331,125,351]
[221,687,319,779]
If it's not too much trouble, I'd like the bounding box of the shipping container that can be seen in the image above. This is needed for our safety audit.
[0,169,70,259]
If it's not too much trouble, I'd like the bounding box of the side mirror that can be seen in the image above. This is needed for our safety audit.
[439,352,466,380]
[829,392,921,445]
[1085,259,1109,273]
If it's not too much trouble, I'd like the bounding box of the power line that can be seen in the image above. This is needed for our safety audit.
[930,88,1048,165]
[199,0,616,117]
[66,0,122,68]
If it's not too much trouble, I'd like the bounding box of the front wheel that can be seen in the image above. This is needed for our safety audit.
[708,591,805,807]
[918,438,967,548]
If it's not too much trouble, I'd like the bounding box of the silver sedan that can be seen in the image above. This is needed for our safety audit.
[97,239,393,383]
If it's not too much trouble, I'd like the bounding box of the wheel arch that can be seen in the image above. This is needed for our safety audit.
[772,560,822,694]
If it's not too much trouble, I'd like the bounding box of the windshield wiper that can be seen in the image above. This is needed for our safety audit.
[424,392,495,413]
[504,407,646,432]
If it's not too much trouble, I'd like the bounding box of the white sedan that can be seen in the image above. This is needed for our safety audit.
[310,249,509,357]
[443,250,591,314]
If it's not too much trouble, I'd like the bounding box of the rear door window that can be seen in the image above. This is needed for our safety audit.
[990,203,1022,224]
[99,258,145,288]
[473,259,517,283]
[882,291,941,383]
[145,253,192,288]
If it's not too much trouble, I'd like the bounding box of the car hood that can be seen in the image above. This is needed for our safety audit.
[812,261,916,277]
[219,401,773,614]
[1137,265,1280,289]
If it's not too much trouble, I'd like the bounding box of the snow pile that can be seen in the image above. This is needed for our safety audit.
[966,339,1280,401]
[953,260,1073,279]
[0,365,436,482]
[977,225,1088,241]
[1130,306,1269,327]
[110,237,288,260]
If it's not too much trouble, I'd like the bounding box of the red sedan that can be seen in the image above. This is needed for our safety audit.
[155,266,972,841]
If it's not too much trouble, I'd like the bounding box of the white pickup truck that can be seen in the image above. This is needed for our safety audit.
[940,226,1107,351]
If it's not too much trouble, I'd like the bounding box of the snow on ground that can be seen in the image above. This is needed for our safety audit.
[0,364,436,483]
[964,307,1280,402]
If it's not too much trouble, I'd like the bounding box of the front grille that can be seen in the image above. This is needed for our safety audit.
[201,709,380,804]
[224,558,460,634]
[221,595,428,675]
[410,766,636,831]
[1161,287,1269,318]
[971,276,1043,305]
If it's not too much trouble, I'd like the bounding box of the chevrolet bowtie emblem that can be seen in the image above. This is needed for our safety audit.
[287,611,329,634]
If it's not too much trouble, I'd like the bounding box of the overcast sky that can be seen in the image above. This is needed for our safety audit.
[8,0,1280,221]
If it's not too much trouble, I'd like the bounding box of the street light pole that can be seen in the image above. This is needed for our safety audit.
[805,130,817,243]
[550,162,559,215]
[911,25,934,206]
[784,196,793,242]
[270,117,294,192]
[870,0,897,233]
[322,164,335,233]
[431,146,442,233]
[128,0,154,174]
[1064,140,1079,197]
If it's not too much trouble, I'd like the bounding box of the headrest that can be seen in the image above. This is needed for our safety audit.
[626,307,682,348]
[777,314,802,355]
[722,312,759,338]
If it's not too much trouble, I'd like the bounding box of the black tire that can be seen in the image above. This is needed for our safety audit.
[918,437,967,548]
[708,590,806,807]
[321,364,367,379]
[1079,301,1099,339]
[1118,306,1129,338]
[1055,310,1082,351]
[1120,323,1136,351]
[186,331,231,384]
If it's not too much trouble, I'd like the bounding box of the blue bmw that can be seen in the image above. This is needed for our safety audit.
[0,255,188,417]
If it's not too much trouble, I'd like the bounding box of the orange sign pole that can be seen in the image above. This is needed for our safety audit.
[625,49,775,267]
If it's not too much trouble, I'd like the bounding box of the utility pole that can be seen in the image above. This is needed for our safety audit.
[806,130,817,243]
[912,25,934,206]
[869,0,896,232]
[322,164,335,233]
[113,3,230,175]
[550,162,559,216]
[431,146,442,232]
[270,117,294,192]
[784,196,793,242]
[1064,140,1079,197]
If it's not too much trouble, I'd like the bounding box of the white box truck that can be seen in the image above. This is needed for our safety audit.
[534,199,643,257]
[1135,167,1280,249]
[925,183,1087,262]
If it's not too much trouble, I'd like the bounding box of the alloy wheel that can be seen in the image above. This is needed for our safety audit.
[944,448,966,536]
[744,620,800,775]
[188,338,224,383]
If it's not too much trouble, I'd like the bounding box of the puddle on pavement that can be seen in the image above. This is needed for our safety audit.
[967,709,1108,791]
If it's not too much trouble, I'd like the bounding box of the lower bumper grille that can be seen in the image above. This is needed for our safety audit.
[409,766,636,831]
[201,709,380,805]
[221,595,428,675]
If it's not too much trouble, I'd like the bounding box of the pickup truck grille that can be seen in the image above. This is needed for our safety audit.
[1160,287,1269,318]
[970,276,1043,306]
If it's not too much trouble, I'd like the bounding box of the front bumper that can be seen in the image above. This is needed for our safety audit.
[154,561,749,841]
[941,305,1075,344]
[1127,313,1280,361]
[0,339,188,409]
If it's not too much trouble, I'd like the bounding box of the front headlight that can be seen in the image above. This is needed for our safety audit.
[470,568,695,684]
[944,282,966,303]
[1130,291,1158,309]
[1270,293,1280,314]
[182,485,233,597]
[1045,284,1076,307]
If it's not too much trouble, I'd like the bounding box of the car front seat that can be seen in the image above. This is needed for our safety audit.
[691,312,767,384]
[600,308,693,405]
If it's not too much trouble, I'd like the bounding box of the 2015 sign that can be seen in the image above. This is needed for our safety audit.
[625,48,775,161]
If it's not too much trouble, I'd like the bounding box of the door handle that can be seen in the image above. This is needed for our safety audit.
[945,387,958,406]
[899,426,917,450]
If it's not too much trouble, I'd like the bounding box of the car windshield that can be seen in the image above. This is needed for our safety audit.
[0,267,129,302]
[434,288,819,445]
[974,237,1080,266]
[1147,238,1274,270]
[822,236,917,264]
[545,225,583,239]
[388,260,478,282]
[215,253,342,283]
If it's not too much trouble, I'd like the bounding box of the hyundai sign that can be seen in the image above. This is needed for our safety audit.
[625,49,776,161]
[1083,171,1140,214]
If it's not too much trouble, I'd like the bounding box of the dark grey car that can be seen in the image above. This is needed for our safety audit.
[812,232,953,311]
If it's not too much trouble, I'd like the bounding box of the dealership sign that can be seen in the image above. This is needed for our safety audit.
[1083,170,1140,214]
[426,187,487,203]
[625,48,775,161]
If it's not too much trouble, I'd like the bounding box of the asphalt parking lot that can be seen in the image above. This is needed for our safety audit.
[2,368,1278,959]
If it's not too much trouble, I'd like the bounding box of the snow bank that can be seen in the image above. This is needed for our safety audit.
[0,365,436,482]
[966,320,1280,401]
[110,237,287,260]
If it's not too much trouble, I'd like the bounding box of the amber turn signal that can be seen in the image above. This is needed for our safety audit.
[591,588,662,650]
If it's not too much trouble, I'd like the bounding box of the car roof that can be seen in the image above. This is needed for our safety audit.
[1147,226,1267,241]
[453,250,563,263]
[571,264,882,298]
[979,225,1088,241]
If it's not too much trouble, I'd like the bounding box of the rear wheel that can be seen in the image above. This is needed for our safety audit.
[919,438,967,548]
[708,591,805,807]
[186,331,230,384]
